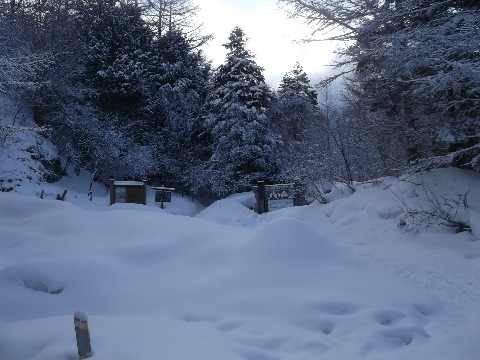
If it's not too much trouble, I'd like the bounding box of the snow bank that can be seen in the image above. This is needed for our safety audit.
[0,168,479,360]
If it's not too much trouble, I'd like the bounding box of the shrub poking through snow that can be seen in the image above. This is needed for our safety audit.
[394,179,471,234]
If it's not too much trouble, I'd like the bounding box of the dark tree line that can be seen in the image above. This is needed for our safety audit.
[0,0,318,197]
[1,0,478,200]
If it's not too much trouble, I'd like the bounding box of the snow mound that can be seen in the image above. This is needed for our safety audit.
[241,217,359,267]
[195,192,263,227]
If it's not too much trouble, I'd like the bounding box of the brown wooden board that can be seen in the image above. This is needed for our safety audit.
[127,188,144,204]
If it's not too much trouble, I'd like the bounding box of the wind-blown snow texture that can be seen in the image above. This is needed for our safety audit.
[0,168,479,360]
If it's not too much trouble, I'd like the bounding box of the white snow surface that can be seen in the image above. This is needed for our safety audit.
[0,168,480,360]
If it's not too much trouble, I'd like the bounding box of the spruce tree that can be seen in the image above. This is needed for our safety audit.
[269,62,323,184]
[278,62,318,106]
[273,62,318,141]
[63,2,156,179]
[81,3,152,118]
[143,29,211,192]
[205,27,280,196]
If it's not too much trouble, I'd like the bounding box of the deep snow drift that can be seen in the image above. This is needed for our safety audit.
[0,168,479,360]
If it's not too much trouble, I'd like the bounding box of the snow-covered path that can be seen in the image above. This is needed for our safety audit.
[289,168,480,315]
[344,240,480,314]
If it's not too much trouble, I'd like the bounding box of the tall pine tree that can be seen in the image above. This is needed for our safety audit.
[273,62,318,142]
[143,29,211,192]
[205,27,279,196]
[269,62,324,186]
[81,3,152,118]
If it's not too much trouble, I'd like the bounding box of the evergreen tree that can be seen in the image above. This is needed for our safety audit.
[278,62,318,105]
[51,1,157,179]
[81,3,152,118]
[273,62,318,142]
[269,62,325,186]
[142,29,211,192]
[142,30,209,131]
[205,27,280,196]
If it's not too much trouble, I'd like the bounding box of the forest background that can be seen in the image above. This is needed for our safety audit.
[1,0,478,198]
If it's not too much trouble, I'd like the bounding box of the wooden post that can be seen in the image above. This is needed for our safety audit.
[256,181,266,214]
[109,179,115,205]
[142,180,147,205]
[160,185,165,209]
[74,311,92,359]
[56,189,68,201]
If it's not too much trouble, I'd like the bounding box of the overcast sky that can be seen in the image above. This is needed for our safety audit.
[198,0,338,88]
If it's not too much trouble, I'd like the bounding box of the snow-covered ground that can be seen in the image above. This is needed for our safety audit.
[0,167,479,360]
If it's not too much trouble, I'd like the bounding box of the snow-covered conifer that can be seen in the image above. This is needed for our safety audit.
[204,27,280,196]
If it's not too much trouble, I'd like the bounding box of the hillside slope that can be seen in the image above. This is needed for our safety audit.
[0,94,60,192]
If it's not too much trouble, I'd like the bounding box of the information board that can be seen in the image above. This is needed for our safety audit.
[155,191,171,203]
[268,197,294,211]
[265,183,295,211]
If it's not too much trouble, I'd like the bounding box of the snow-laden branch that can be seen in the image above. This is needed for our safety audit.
[0,53,53,95]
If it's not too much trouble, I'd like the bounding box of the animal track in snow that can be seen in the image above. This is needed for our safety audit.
[373,309,406,326]
[379,325,429,346]
[292,317,336,335]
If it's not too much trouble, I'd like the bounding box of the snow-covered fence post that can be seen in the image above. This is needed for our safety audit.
[74,311,92,359]
[56,188,68,201]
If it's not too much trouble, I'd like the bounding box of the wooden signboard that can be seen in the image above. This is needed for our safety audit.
[265,183,295,211]
[110,180,147,205]
[253,179,306,213]
[155,190,171,203]
[152,186,175,209]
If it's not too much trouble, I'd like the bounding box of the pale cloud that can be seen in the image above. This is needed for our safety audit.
[198,0,337,88]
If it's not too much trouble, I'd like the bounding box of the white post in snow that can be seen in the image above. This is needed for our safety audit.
[74,310,92,359]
